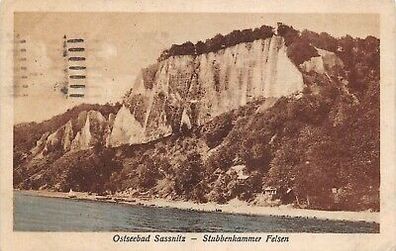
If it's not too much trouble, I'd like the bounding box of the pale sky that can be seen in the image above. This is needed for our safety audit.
[14,13,379,123]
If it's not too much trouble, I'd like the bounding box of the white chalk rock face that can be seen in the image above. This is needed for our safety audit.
[108,105,144,147]
[32,120,75,157]
[69,110,109,151]
[31,132,50,157]
[70,132,82,151]
[62,120,74,151]
[71,114,92,150]
[180,108,192,130]
[29,36,308,153]
[123,35,304,143]
[30,109,116,157]
[104,113,116,147]
[300,47,344,74]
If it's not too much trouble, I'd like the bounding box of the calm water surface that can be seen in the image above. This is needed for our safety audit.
[14,192,379,233]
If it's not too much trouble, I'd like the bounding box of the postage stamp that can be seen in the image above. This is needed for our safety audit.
[1,0,395,250]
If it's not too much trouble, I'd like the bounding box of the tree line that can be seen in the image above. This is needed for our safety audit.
[158,25,275,61]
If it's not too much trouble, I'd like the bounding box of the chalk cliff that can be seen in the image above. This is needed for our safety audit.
[300,47,343,74]
[108,105,144,147]
[29,35,340,153]
[31,110,112,156]
[14,24,380,211]
[119,36,304,146]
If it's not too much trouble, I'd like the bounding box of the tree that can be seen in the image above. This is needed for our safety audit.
[205,34,225,53]
[252,25,274,40]
[224,30,243,47]
[195,40,207,54]
[286,38,319,65]
[174,152,203,197]
[137,162,158,189]
[277,24,299,46]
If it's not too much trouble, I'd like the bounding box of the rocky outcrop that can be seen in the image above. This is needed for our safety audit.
[119,35,304,145]
[62,120,73,151]
[31,110,112,156]
[108,105,144,147]
[70,113,92,151]
[30,132,50,156]
[104,113,116,147]
[30,36,342,151]
[28,35,346,153]
[300,47,343,74]
[28,35,346,152]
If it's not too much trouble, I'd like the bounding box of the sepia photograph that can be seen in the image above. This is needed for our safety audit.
[10,12,382,234]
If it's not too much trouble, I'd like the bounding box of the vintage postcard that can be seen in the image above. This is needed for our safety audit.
[1,0,395,250]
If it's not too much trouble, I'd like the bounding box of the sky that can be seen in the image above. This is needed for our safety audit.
[14,12,379,123]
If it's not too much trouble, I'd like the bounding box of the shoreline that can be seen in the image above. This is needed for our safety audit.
[15,189,379,224]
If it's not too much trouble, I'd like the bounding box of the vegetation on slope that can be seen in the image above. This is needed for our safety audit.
[13,103,121,166]
[13,24,379,212]
[14,72,379,210]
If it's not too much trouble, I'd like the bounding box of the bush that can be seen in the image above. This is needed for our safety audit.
[286,37,319,65]
[169,41,195,56]
[201,113,233,148]
[174,152,204,197]
[277,24,299,46]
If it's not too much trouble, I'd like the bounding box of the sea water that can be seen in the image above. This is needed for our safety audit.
[13,191,379,233]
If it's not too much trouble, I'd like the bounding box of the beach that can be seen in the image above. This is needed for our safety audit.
[15,189,379,224]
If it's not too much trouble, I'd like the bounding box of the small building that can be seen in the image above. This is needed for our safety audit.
[264,186,277,196]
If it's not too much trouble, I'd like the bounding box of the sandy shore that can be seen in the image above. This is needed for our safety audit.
[15,189,379,224]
